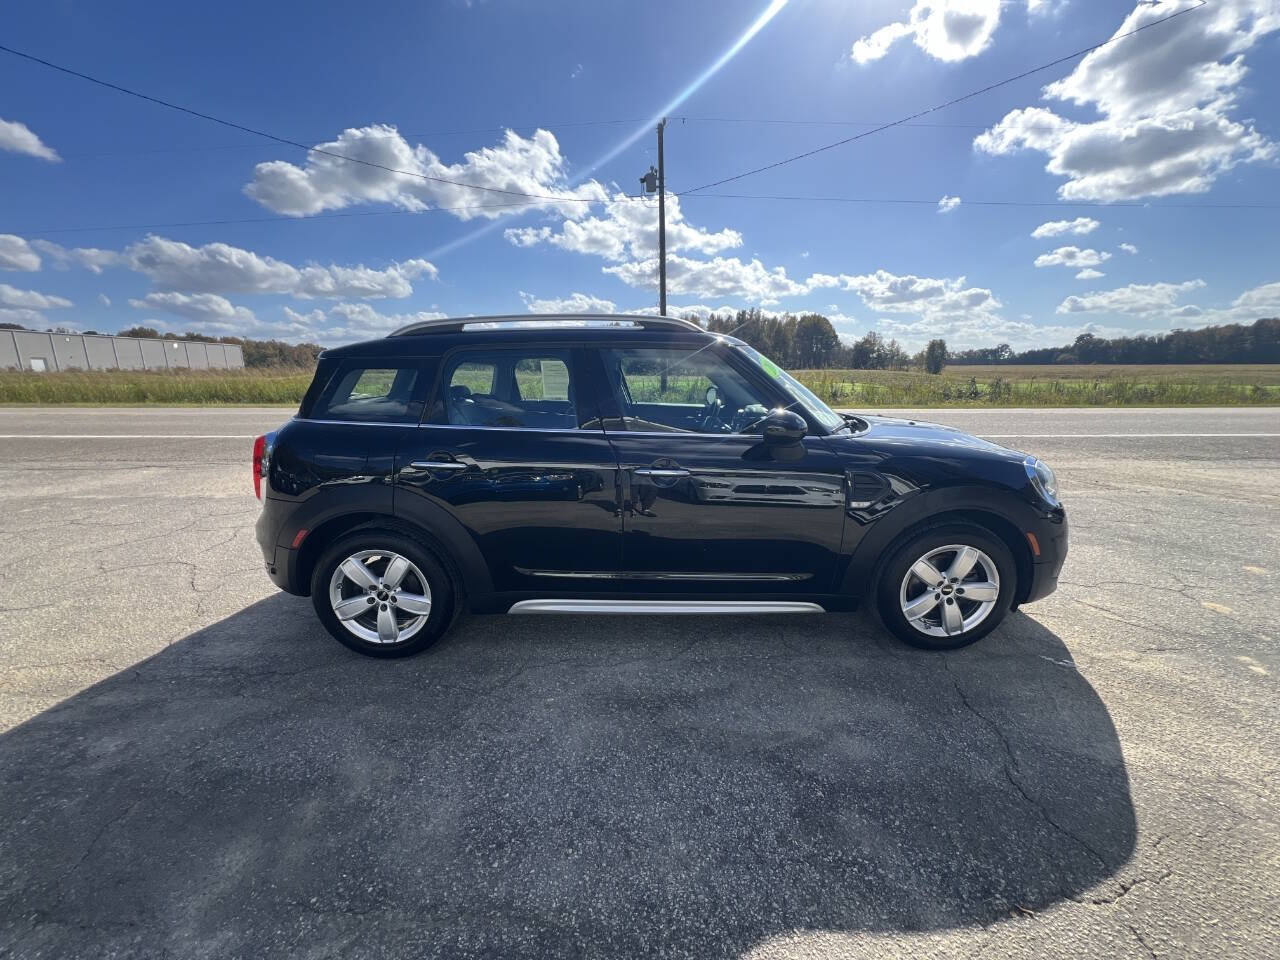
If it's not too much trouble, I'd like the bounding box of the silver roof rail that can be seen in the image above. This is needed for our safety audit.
[389,313,705,337]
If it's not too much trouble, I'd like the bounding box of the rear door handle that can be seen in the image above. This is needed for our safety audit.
[633,467,691,478]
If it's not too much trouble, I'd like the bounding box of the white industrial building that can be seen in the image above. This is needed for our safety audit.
[0,331,244,372]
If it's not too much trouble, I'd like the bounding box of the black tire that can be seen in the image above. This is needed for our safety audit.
[876,522,1016,651]
[310,528,457,658]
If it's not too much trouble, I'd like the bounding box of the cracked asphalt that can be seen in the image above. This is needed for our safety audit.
[0,406,1276,959]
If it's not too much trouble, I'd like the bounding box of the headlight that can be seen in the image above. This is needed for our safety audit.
[1024,456,1060,507]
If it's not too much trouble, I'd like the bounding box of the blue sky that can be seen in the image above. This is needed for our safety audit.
[2,0,1278,350]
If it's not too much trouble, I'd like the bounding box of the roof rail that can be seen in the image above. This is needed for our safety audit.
[389,313,705,337]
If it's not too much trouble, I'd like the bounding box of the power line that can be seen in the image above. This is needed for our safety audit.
[20,191,1278,236]
[678,1,1209,196]
[0,42,621,206]
[57,119,651,159]
[687,193,1280,210]
[14,199,549,235]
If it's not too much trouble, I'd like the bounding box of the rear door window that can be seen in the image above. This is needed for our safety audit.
[428,348,592,429]
[312,362,431,423]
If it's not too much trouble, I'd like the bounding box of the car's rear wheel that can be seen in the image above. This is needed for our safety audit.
[311,529,455,658]
[876,523,1015,650]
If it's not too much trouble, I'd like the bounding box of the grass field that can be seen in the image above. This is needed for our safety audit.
[1,363,1277,406]
[794,363,1280,407]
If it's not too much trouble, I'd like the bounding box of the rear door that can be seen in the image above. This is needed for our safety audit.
[394,343,622,593]
[599,341,847,595]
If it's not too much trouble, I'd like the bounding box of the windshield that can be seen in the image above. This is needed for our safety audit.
[735,344,846,433]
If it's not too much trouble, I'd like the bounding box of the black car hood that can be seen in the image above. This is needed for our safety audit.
[828,415,1026,464]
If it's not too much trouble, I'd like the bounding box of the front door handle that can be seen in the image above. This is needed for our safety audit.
[633,467,691,478]
[409,460,469,471]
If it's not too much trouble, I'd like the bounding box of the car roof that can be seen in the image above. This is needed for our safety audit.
[319,314,718,359]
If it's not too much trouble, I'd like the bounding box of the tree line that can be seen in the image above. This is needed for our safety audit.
[6,311,1276,370]
[949,317,1280,366]
[700,309,948,372]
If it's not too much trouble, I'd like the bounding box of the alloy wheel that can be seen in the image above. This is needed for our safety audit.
[898,543,1000,638]
[328,549,432,645]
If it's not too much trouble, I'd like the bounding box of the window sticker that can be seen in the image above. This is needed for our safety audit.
[540,359,570,401]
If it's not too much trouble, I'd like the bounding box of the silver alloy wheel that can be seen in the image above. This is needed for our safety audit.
[328,550,432,645]
[898,543,1000,638]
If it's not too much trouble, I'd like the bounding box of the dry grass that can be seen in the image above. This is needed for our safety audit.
[1,363,1277,406]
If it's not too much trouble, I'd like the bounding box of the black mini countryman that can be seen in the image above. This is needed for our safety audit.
[254,315,1067,658]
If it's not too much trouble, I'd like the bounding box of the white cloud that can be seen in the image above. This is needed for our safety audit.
[98,293,112,307]
[1119,242,1139,254]
[520,291,617,314]
[1031,217,1099,238]
[245,125,606,219]
[282,303,450,343]
[0,118,59,162]
[0,235,41,272]
[0,284,72,310]
[1057,279,1206,315]
[1034,246,1112,268]
[1075,268,1106,280]
[937,195,962,214]
[975,1,1280,200]
[505,192,741,262]
[839,269,1002,322]
[852,0,1002,64]
[604,255,841,306]
[31,240,122,275]
[129,292,257,326]
[122,236,435,299]
[0,307,49,325]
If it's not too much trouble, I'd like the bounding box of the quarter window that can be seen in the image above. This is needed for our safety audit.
[313,363,428,423]
[431,349,587,429]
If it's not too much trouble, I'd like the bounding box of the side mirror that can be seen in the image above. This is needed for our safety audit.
[761,408,806,444]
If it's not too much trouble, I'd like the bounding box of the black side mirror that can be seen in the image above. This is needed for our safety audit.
[761,408,807,444]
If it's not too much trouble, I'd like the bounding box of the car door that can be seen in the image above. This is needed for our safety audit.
[598,341,848,595]
[394,343,622,593]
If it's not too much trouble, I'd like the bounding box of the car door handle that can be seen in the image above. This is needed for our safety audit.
[409,460,468,471]
[633,467,691,478]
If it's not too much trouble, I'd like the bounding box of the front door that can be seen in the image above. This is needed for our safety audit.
[599,342,847,595]
[395,344,621,593]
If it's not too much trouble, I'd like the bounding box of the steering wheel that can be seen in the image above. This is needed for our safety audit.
[700,385,729,432]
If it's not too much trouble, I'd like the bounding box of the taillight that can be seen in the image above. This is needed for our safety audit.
[252,434,266,499]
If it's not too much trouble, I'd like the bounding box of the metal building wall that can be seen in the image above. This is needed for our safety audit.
[1,333,248,371]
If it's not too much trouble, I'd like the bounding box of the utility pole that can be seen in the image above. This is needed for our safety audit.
[639,117,668,316]
[656,117,667,317]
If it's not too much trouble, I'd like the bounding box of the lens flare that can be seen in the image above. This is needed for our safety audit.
[424,0,789,263]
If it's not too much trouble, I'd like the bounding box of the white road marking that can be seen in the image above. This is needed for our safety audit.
[982,433,1280,438]
[0,432,1278,440]
[0,434,255,439]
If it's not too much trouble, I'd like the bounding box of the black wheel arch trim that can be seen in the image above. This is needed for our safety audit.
[273,492,494,600]
[840,485,1040,604]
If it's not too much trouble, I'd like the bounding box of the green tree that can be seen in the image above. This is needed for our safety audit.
[923,338,948,374]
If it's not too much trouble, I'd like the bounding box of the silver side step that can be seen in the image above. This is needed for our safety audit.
[508,599,825,615]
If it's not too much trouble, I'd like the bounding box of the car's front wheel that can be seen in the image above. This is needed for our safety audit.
[876,523,1015,650]
[311,529,456,658]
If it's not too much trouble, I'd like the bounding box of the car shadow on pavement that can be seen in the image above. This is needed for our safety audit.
[0,596,1135,959]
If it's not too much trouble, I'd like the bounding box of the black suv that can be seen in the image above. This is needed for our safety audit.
[254,315,1066,657]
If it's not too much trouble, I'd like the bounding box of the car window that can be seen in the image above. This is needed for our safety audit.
[602,346,777,434]
[313,363,427,423]
[429,349,587,429]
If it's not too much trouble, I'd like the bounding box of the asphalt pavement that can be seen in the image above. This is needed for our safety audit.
[0,406,1276,959]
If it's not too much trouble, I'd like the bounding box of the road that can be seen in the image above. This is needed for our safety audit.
[0,406,1276,959]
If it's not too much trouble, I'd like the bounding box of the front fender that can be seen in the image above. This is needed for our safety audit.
[838,484,1048,600]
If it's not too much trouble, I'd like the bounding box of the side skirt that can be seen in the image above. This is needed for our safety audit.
[507,599,825,615]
